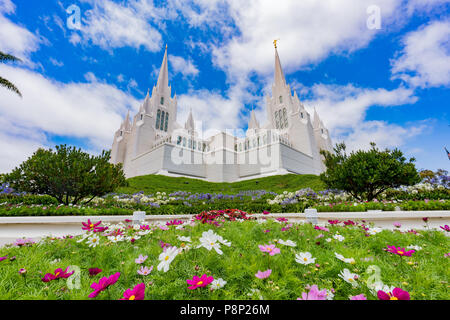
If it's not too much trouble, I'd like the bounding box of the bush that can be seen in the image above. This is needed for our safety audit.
[3,145,127,205]
[320,142,421,201]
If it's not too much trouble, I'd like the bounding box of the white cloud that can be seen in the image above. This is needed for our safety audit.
[0,0,15,14]
[168,54,199,78]
[69,0,165,52]
[0,64,140,173]
[49,57,64,67]
[391,19,450,88]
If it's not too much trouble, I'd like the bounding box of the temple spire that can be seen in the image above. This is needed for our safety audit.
[185,108,195,131]
[248,109,260,129]
[274,43,286,87]
[156,44,169,92]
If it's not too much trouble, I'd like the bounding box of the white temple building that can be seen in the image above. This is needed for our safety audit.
[111,44,333,182]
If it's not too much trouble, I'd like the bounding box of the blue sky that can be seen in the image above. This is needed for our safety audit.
[0,0,449,173]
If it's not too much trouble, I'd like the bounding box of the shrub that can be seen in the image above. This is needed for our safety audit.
[320,143,421,201]
[3,145,127,205]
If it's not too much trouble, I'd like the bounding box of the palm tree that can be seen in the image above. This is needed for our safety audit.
[0,51,22,97]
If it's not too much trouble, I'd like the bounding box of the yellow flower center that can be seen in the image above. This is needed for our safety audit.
[55,272,60,277]
[129,295,136,300]
[210,242,215,246]
[90,224,94,228]
[197,281,203,286]
[303,258,308,261]
[398,251,404,255]
[165,256,169,261]
[181,243,185,247]
[390,296,398,300]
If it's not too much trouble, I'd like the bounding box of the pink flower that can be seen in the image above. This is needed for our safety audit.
[393,222,402,228]
[328,220,340,225]
[82,219,104,232]
[422,217,429,223]
[440,225,450,232]
[14,238,35,247]
[258,244,280,256]
[89,268,103,276]
[298,285,327,300]
[281,223,293,231]
[263,229,271,233]
[343,220,356,226]
[276,217,288,222]
[186,274,214,290]
[42,267,74,282]
[159,225,169,231]
[386,246,415,257]
[0,256,7,262]
[377,288,410,300]
[89,272,121,298]
[314,226,329,232]
[137,266,153,276]
[444,253,450,258]
[166,220,184,226]
[135,254,148,264]
[255,269,272,279]
[120,283,145,300]
[262,211,270,215]
[350,294,367,300]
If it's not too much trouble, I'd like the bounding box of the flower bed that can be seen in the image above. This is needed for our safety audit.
[0,217,449,300]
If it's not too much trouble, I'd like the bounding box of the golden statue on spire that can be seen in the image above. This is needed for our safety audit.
[273,39,278,49]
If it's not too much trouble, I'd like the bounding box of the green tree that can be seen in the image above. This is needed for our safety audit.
[0,51,22,97]
[4,145,127,205]
[320,142,421,201]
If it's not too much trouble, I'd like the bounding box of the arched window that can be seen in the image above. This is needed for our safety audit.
[160,111,165,131]
[239,143,242,151]
[156,110,161,129]
[234,144,237,152]
[183,137,186,147]
[300,112,304,119]
[120,130,123,136]
[177,136,182,145]
[193,141,197,150]
[279,96,283,104]
[140,113,144,121]
[283,108,288,128]
[164,112,169,132]
[160,97,164,105]
[279,110,284,129]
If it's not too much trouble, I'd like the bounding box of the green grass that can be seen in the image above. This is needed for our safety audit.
[117,174,326,195]
[0,219,448,300]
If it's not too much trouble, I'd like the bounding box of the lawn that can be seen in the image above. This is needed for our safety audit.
[116,174,326,195]
[1,214,448,300]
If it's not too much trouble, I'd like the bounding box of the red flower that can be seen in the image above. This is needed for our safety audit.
[42,267,74,282]
[120,283,145,300]
[386,246,415,257]
[186,274,214,290]
[89,268,103,276]
[377,288,410,300]
[89,272,121,298]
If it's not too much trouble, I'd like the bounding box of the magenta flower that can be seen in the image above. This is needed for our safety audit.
[281,223,293,231]
[393,222,402,228]
[82,219,103,232]
[186,274,214,290]
[14,238,35,247]
[343,220,356,226]
[159,225,169,231]
[386,246,415,257]
[255,269,272,279]
[120,283,145,300]
[42,267,75,282]
[166,220,184,226]
[314,226,329,232]
[440,225,450,232]
[89,272,121,298]
[258,244,280,256]
[444,253,450,258]
[377,288,410,300]
[298,285,327,300]
[0,256,7,262]
[89,268,103,276]
[350,294,367,300]
[262,210,270,215]
[328,220,340,225]
[276,217,288,222]
[263,229,271,233]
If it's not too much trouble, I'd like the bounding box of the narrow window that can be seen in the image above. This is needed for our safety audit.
[164,112,169,132]
[120,130,123,136]
[234,144,237,152]
[177,136,182,145]
[160,97,164,105]
[183,137,186,147]
[140,113,143,121]
[300,112,304,119]
[156,110,161,129]
[160,110,165,131]
[275,111,280,129]
[279,96,283,104]
[283,108,288,128]
[193,141,197,150]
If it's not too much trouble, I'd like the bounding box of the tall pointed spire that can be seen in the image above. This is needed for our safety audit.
[313,108,321,128]
[185,108,195,131]
[274,43,286,87]
[248,109,260,129]
[156,44,169,92]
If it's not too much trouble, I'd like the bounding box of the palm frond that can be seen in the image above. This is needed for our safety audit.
[0,51,21,63]
[0,76,22,97]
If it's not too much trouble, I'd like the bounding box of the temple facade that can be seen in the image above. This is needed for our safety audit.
[111,45,333,182]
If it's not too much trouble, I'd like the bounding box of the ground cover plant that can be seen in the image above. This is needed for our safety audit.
[0,213,449,300]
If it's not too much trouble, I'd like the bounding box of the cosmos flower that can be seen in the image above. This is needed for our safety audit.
[186,274,214,290]
[42,267,75,282]
[89,272,121,298]
[298,285,327,300]
[210,278,227,290]
[440,225,450,232]
[334,252,356,264]
[137,266,153,276]
[120,283,145,300]
[255,269,272,279]
[82,219,105,233]
[135,254,148,264]
[87,234,100,247]
[377,288,410,300]
[350,294,367,300]
[258,244,280,256]
[277,239,296,247]
[0,256,7,262]
[157,246,179,272]
[386,246,415,257]
[295,252,316,265]
[88,268,103,276]
[338,269,359,287]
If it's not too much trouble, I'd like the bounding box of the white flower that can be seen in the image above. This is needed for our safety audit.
[295,252,316,265]
[138,230,151,236]
[77,233,90,243]
[339,269,359,287]
[278,239,296,247]
[325,289,334,300]
[157,246,179,272]
[367,227,382,235]
[368,281,395,296]
[197,230,231,255]
[210,278,227,290]
[133,224,141,231]
[407,245,422,251]
[87,234,100,247]
[333,234,345,242]
[325,238,332,242]
[177,236,191,243]
[108,235,124,243]
[334,252,355,264]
